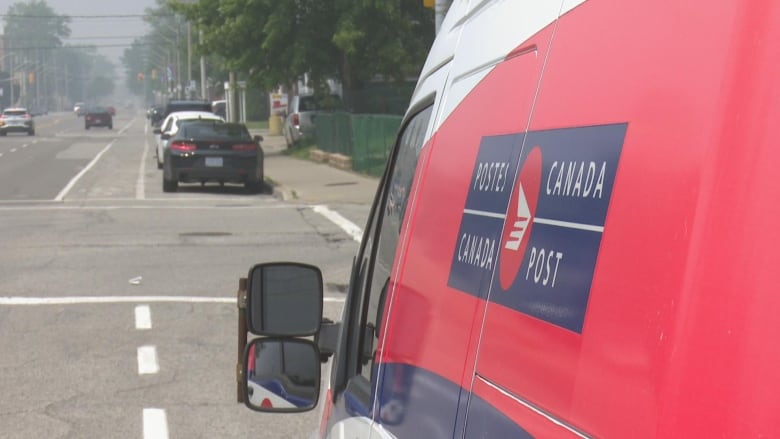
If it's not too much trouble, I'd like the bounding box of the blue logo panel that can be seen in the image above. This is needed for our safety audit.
[448,124,627,333]
[490,223,603,333]
[448,134,523,298]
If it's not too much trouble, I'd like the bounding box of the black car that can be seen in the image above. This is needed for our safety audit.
[163,121,264,193]
[147,105,164,127]
[84,106,113,130]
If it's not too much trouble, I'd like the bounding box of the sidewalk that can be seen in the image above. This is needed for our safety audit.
[252,128,380,204]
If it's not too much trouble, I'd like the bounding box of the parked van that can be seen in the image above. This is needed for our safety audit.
[239,1,780,437]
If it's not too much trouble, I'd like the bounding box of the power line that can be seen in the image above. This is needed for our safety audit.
[4,43,155,51]
[0,13,172,19]
[66,36,147,40]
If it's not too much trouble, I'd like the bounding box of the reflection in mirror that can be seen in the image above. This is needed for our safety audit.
[247,263,323,336]
[244,338,320,412]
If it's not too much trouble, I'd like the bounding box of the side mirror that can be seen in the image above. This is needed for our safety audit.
[246,262,323,336]
[244,338,320,412]
[153,127,162,135]
[160,133,171,140]
[253,135,264,143]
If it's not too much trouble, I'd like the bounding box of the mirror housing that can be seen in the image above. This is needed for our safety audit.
[160,133,171,140]
[246,262,323,336]
[253,135,264,143]
[243,338,320,412]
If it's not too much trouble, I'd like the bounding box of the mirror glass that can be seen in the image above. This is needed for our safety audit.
[247,263,322,336]
[244,338,320,412]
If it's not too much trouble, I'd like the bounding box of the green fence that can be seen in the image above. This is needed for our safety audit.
[315,112,353,156]
[315,112,402,176]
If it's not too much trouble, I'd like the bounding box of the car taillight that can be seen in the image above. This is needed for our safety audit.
[170,141,197,152]
[24,114,31,120]
[292,113,300,126]
[232,143,257,152]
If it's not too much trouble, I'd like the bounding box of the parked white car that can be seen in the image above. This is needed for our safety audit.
[153,111,224,169]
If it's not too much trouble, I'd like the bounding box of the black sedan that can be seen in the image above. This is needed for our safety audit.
[84,106,113,130]
[162,121,264,193]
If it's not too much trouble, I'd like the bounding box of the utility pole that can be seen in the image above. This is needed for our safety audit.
[187,22,192,98]
[435,0,450,34]
[228,71,237,122]
[9,54,14,106]
[200,30,207,100]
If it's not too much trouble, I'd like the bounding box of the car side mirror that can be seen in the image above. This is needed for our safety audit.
[243,338,320,412]
[246,263,323,336]
[253,135,263,143]
[161,133,170,140]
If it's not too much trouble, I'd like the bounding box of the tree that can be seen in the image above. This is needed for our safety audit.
[169,0,434,108]
[122,0,201,102]
[3,0,71,49]
[2,0,71,108]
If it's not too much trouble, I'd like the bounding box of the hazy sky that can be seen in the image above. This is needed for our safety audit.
[0,0,158,66]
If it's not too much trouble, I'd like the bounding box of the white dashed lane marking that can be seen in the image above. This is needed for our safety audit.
[135,305,152,330]
[143,408,169,439]
[137,345,160,375]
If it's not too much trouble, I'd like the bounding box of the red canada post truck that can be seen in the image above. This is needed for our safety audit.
[238,0,780,437]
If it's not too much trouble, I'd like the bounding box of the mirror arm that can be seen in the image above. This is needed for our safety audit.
[316,318,340,363]
[237,277,248,403]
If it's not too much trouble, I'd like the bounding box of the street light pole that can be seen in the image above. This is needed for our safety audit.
[200,30,207,100]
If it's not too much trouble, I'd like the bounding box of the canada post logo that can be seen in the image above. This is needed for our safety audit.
[448,124,627,333]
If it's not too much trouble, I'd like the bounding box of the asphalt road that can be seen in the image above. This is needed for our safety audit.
[0,111,369,438]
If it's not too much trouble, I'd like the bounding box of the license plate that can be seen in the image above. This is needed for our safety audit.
[205,157,223,167]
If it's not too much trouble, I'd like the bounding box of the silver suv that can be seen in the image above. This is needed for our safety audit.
[283,94,342,147]
[0,108,35,136]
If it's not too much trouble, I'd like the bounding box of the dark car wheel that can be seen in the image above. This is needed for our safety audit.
[85,125,90,130]
[163,177,178,193]
[28,130,34,136]
[108,125,113,130]
[245,178,263,194]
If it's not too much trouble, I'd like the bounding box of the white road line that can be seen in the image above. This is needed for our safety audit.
[461,209,605,232]
[137,345,160,374]
[143,408,169,439]
[0,295,345,305]
[533,217,604,233]
[136,134,149,200]
[0,202,286,210]
[10,148,17,153]
[135,305,152,330]
[21,144,29,148]
[118,118,136,135]
[463,208,506,219]
[313,205,363,242]
[54,140,116,201]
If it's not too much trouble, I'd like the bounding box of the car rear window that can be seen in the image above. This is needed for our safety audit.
[3,110,27,116]
[299,95,342,112]
[181,123,251,141]
[175,117,222,129]
[165,102,212,117]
